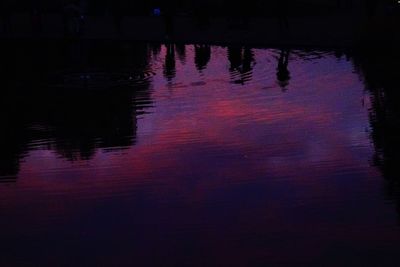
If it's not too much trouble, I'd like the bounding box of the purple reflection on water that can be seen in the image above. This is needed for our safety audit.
[0,44,399,267]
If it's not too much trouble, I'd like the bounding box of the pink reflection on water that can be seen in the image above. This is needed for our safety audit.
[0,48,375,197]
[0,47,394,266]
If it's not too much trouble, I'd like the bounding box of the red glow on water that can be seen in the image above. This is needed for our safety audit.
[0,46,395,266]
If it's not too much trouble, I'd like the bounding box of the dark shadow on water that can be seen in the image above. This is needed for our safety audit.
[194,44,211,72]
[175,43,186,64]
[1,41,400,266]
[353,47,400,219]
[0,96,30,182]
[227,46,255,85]
[0,40,153,181]
[1,41,400,220]
[151,43,162,57]
[276,48,291,90]
[163,43,176,82]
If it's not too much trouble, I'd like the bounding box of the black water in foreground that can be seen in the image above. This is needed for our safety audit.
[1,41,399,267]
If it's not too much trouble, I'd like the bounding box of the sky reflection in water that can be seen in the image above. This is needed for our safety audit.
[0,43,399,267]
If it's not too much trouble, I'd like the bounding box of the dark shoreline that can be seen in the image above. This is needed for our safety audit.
[1,13,399,49]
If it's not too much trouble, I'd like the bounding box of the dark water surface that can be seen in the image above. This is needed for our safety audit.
[1,42,399,266]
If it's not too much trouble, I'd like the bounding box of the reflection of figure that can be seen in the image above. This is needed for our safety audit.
[163,43,176,82]
[241,48,254,81]
[227,46,255,84]
[175,44,186,64]
[276,49,290,89]
[228,46,243,71]
[194,44,211,72]
[334,49,344,60]
[151,43,162,57]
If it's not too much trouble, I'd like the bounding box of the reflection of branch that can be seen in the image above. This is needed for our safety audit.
[276,49,291,89]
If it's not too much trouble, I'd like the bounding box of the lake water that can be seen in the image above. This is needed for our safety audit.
[1,42,399,266]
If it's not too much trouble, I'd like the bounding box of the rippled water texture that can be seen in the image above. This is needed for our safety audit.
[1,42,399,266]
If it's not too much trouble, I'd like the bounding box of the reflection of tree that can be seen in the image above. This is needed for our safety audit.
[0,43,33,181]
[276,48,290,90]
[0,40,153,180]
[228,46,243,71]
[163,43,176,82]
[150,43,162,58]
[0,95,30,182]
[175,44,186,64]
[227,46,255,85]
[353,49,400,217]
[34,90,138,161]
[242,48,255,75]
[194,44,211,72]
